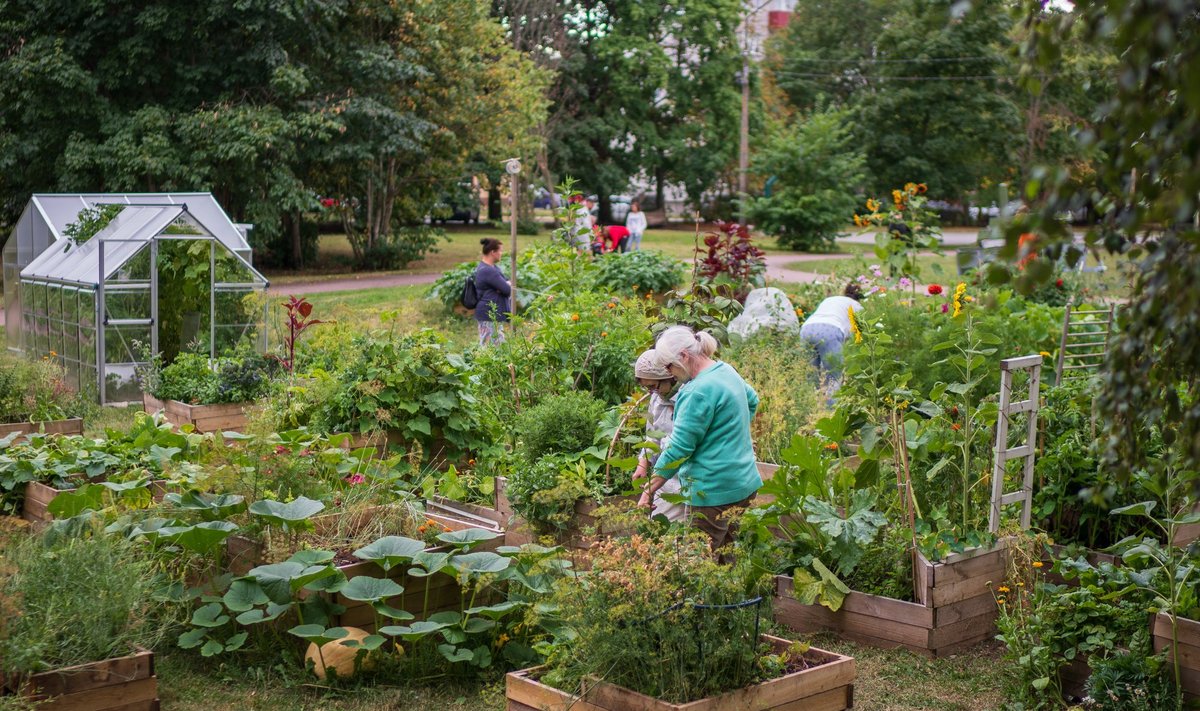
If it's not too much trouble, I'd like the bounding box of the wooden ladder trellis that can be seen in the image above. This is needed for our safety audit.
[1054,303,1116,386]
[988,354,1043,534]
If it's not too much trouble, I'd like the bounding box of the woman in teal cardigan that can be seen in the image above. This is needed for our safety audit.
[640,325,761,555]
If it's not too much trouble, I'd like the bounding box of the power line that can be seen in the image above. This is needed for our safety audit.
[770,70,1017,81]
[779,55,1000,64]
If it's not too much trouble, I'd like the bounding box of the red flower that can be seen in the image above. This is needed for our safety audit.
[1056,279,1064,288]
[927,284,943,295]
[274,445,287,454]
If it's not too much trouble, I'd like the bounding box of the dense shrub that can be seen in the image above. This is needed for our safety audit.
[360,225,446,269]
[593,250,684,295]
[514,391,605,463]
[312,330,497,459]
[743,110,866,251]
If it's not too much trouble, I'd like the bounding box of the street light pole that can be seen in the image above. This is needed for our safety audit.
[505,158,521,318]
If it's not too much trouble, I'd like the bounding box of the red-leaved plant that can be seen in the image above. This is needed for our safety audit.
[272,296,325,373]
[695,221,766,303]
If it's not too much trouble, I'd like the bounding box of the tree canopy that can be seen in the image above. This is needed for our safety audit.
[0,0,547,266]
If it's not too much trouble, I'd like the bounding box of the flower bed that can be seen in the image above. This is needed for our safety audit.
[774,539,1012,657]
[3,648,159,711]
[505,635,855,711]
[143,393,249,433]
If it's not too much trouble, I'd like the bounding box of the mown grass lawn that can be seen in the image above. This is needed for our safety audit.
[153,635,1013,711]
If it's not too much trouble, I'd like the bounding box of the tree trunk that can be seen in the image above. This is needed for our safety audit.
[598,193,612,225]
[488,186,502,221]
[655,165,665,212]
[290,210,303,269]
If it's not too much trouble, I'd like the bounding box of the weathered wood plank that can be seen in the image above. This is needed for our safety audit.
[26,677,157,711]
[0,418,84,439]
[22,650,153,698]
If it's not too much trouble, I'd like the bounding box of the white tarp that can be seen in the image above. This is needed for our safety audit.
[728,287,800,339]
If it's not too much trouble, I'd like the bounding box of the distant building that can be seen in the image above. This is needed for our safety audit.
[743,0,795,59]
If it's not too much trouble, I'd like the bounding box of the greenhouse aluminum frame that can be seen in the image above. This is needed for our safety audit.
[2,193,269,404]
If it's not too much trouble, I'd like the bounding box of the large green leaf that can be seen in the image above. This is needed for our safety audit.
[248,496,325,531]
[340,576,404,603]
[47,484,104,518]
[223,579,269,612]
[164,491,246,521]
[159,521,240,555]
[379,619,452,641]
[353,536,426,572]
[451,552,510,575]
[407,550,454,577]
[249,561,337,604]
[435,528,502,549]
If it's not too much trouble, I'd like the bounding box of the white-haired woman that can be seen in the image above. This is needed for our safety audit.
[641,325,760,555]
[631,350,686,522]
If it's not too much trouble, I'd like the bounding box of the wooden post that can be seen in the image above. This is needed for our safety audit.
[505,158,521,319]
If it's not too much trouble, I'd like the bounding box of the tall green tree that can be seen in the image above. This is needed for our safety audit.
[1001,0,1200,478]
[500,0,743,222]
[0,0,546,268]
[850,0,1022,203]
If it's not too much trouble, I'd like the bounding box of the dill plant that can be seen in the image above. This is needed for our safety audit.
[542,533,774,703]
[0,531,165,673]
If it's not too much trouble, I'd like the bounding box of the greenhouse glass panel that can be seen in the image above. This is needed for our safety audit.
[80,327,96,370]
[106,242,151,284]
[103,290,152,322]
[79,290,95,330]
[104,325,150,365]
[62,288,79,364]
[104,364,141,403]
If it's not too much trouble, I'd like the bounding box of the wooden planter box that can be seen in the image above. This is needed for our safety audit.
[143,394,248,433]
[774,539,1012,658]
[1152,612,1200,701]
[425,496,506,534]
[4,648,159,711]
[506,635,854,711]
[23,480,170,525]
[0,417,84,441]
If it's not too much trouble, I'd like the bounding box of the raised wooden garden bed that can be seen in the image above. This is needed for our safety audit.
[3,648,159,711]
[425,496,506,534]
[0,417,84,441]
[1041,543,1120,587]
[1152,612,1200,701]
[143,394,248,433]
[505,635,855,711]
[774,539,1011,658]
[22,480,170,525]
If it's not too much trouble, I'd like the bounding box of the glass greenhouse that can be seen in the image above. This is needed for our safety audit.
[2,194,268,403]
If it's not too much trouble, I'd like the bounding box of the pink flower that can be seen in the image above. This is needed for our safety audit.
[299,449,313,457]
[345,474,366,485]
[898,277,912,288]
[941,303,949,313]
[274,445,288,454]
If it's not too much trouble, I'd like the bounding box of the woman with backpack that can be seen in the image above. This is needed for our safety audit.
[472,238,511,345]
